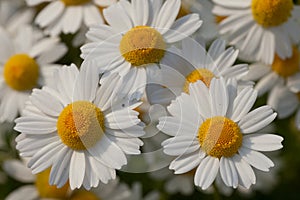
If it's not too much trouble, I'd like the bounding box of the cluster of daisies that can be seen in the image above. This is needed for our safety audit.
[0,0,299,199]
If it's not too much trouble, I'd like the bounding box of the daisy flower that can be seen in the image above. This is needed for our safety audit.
[147,38,249,106]
[0,0,35,34]
[212,0,300,64]
[14,63,144,190]
[0,25,67,123]
[81,0,202,95]
[243,46,300,96]
[26,0,117,36]
[158,78,283,189]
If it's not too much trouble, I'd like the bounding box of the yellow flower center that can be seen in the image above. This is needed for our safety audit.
[183,69,215,92]
[198,116,243,158]
[61,0,90,6]
[251,0,294,27]
[271,47,300,78]
[35,168,69,199]
[119,26,166,66]
[57,101,105,150]
[70,190,100,200]
[3,54,39,91]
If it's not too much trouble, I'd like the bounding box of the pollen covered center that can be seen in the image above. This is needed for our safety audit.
[120,26,166,66]
[57,101,105,150]
[70,190,100,200]
[183,69,215,92]
[198,116,243,158]
[272,47,299,78]
[251,0,293,27]
[35,168,69,199]
[61,0,91,6]
[4,54,39,91]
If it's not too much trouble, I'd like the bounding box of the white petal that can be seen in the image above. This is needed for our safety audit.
[239,147,274,172]
[170,150,205,174]
[162,135,199,156]
[30,89,63,117]
[163,14,202,43]
[69,151,86,189]
[243,133,283,151]
[28,141,63,174]
[189,81,212,119]
[212,0,251,8]
[210,78,229,116]
[132,0,149,26]
[220,157,238,188]
[14,115,57,135]
[35,1,64,27]
[194,156,219,190]
[230,87,257,122]
[62,6,83,34]
[239,106,277,134]
[232,154,255,189]
[87,135,127,169]
[3,160,35,183]
[73,61,99,102]
[5,185,38,200]
[103,2,133,32]
[154,0,180,34]
[208,39,226,60]
[267,85,298,119]
[49,146,72,187]
[83,5,104,26]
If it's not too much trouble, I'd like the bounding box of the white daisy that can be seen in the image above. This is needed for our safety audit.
[212,0,300,64]
[0,25,67,123]
[0,0,35,34]
[147,38,249,106]
[14,63,144,190]
[81,0,202,96]
[158,78,283,189]
[243,46,300,96]
[26,0,117,36]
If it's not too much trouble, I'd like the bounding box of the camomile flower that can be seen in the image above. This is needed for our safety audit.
[158,78,283,190]
[243,46,300,96]
[147,38,249,106]
[14,63,144,190]
[26,0,117,36]
[0,0,35,34]
[212,0,300,64]
[81,0,202,96]
[0,25,67,123]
